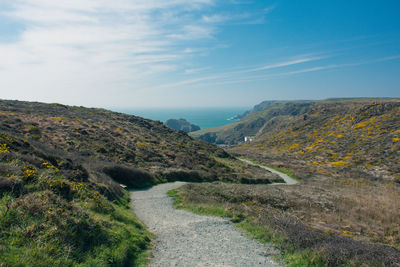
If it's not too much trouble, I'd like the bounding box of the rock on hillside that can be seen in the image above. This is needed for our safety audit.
[165,118,200,133]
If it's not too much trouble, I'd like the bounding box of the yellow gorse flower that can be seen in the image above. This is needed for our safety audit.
[0,143,10,154]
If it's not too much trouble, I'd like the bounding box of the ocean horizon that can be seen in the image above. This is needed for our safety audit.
[111,107,249,129]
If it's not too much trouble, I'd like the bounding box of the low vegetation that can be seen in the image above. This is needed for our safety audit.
[0,100,276,185]
[0,99,281,265]
[229,100,400,183]
[2,98,398,265]
[0,136,152,266]
[187,99,400,266]
[172,182,400,266]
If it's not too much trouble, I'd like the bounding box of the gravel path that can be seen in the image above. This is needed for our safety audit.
[239,159,298,185]
[131,182,282,267]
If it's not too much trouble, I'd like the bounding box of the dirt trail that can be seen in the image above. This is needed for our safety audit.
[239,158,298,185]
[131,182,282,267]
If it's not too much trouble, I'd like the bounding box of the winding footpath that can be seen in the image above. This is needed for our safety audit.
[131,160,294,266]
[239,159,298,185]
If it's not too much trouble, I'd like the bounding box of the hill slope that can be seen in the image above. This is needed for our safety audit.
[228,100,400,182]
[178,99,400,265]
[0,100,280,266]
[0,100,281,184]
[191,98,398,146]
[191,101,314,144]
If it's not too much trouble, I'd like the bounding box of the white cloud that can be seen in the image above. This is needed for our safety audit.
[184,67,211,74]
[239,56,326,73]
[150,55,324,89]
[202,14,229,23]
[168,25,215,40]
[149,54,400,91]
[0,0,228,106]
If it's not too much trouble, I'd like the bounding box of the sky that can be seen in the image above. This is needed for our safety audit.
[0,0,399,108]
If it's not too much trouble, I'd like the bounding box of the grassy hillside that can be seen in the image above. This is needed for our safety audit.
[180,99,400,266]
[0,121,152,266]
[191,98,398,145]
[229,100,400,182]
[0,99,280,266]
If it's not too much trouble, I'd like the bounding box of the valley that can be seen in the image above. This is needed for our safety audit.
[0,98,399,266]
[0,100,278,266]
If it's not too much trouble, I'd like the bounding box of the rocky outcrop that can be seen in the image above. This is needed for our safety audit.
[165,118,200,133]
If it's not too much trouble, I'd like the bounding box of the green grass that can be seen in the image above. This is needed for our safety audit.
[283,250,327,267]
[167,189,231,217]
[236,219,282,244]
[83,202,153,267]
[263,164,301,182]
[167,189,245,222]
[0,189,152,267]
[167,187,331,267]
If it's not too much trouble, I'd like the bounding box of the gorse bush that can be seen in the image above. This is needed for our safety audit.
[103,164,155,188]
[0,153,152,266]
[0,190,151,266]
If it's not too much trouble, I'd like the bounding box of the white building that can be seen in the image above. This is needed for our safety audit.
[244,136,254,143]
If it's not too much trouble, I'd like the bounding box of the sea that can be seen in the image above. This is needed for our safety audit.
[111,107,249,129]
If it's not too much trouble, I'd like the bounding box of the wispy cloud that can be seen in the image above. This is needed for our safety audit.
[1,0,215,67]
[0,0,258,104]
[240,56,326,73]
[201,6,274,25]
[153,54,400,90]
[153,55,326,89]
[0,0,280,106]
[278,55,400,77]
[1,1,398,107]
[184,67,212,74]
[376,55,400,62]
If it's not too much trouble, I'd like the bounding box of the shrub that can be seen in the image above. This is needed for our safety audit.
[157,169,211,183]
[269,214,400,266]
[103,164,155,188]
[0,177,23,196]
[22,166,37,181]
[240,176,272,184]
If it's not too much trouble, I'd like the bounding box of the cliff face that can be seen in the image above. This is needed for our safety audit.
[192,101,314,145]
[165,118,200,133]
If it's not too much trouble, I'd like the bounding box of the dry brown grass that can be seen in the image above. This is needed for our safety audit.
[178,180,400,266]
[319,182,400,246]
[188,100,400,265]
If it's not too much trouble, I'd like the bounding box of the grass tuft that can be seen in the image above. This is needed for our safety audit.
[169,183,400,267]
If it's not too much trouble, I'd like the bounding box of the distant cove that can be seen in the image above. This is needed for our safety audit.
[112,107,249,129]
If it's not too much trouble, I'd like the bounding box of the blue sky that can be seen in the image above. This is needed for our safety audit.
[0,0,399,108]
